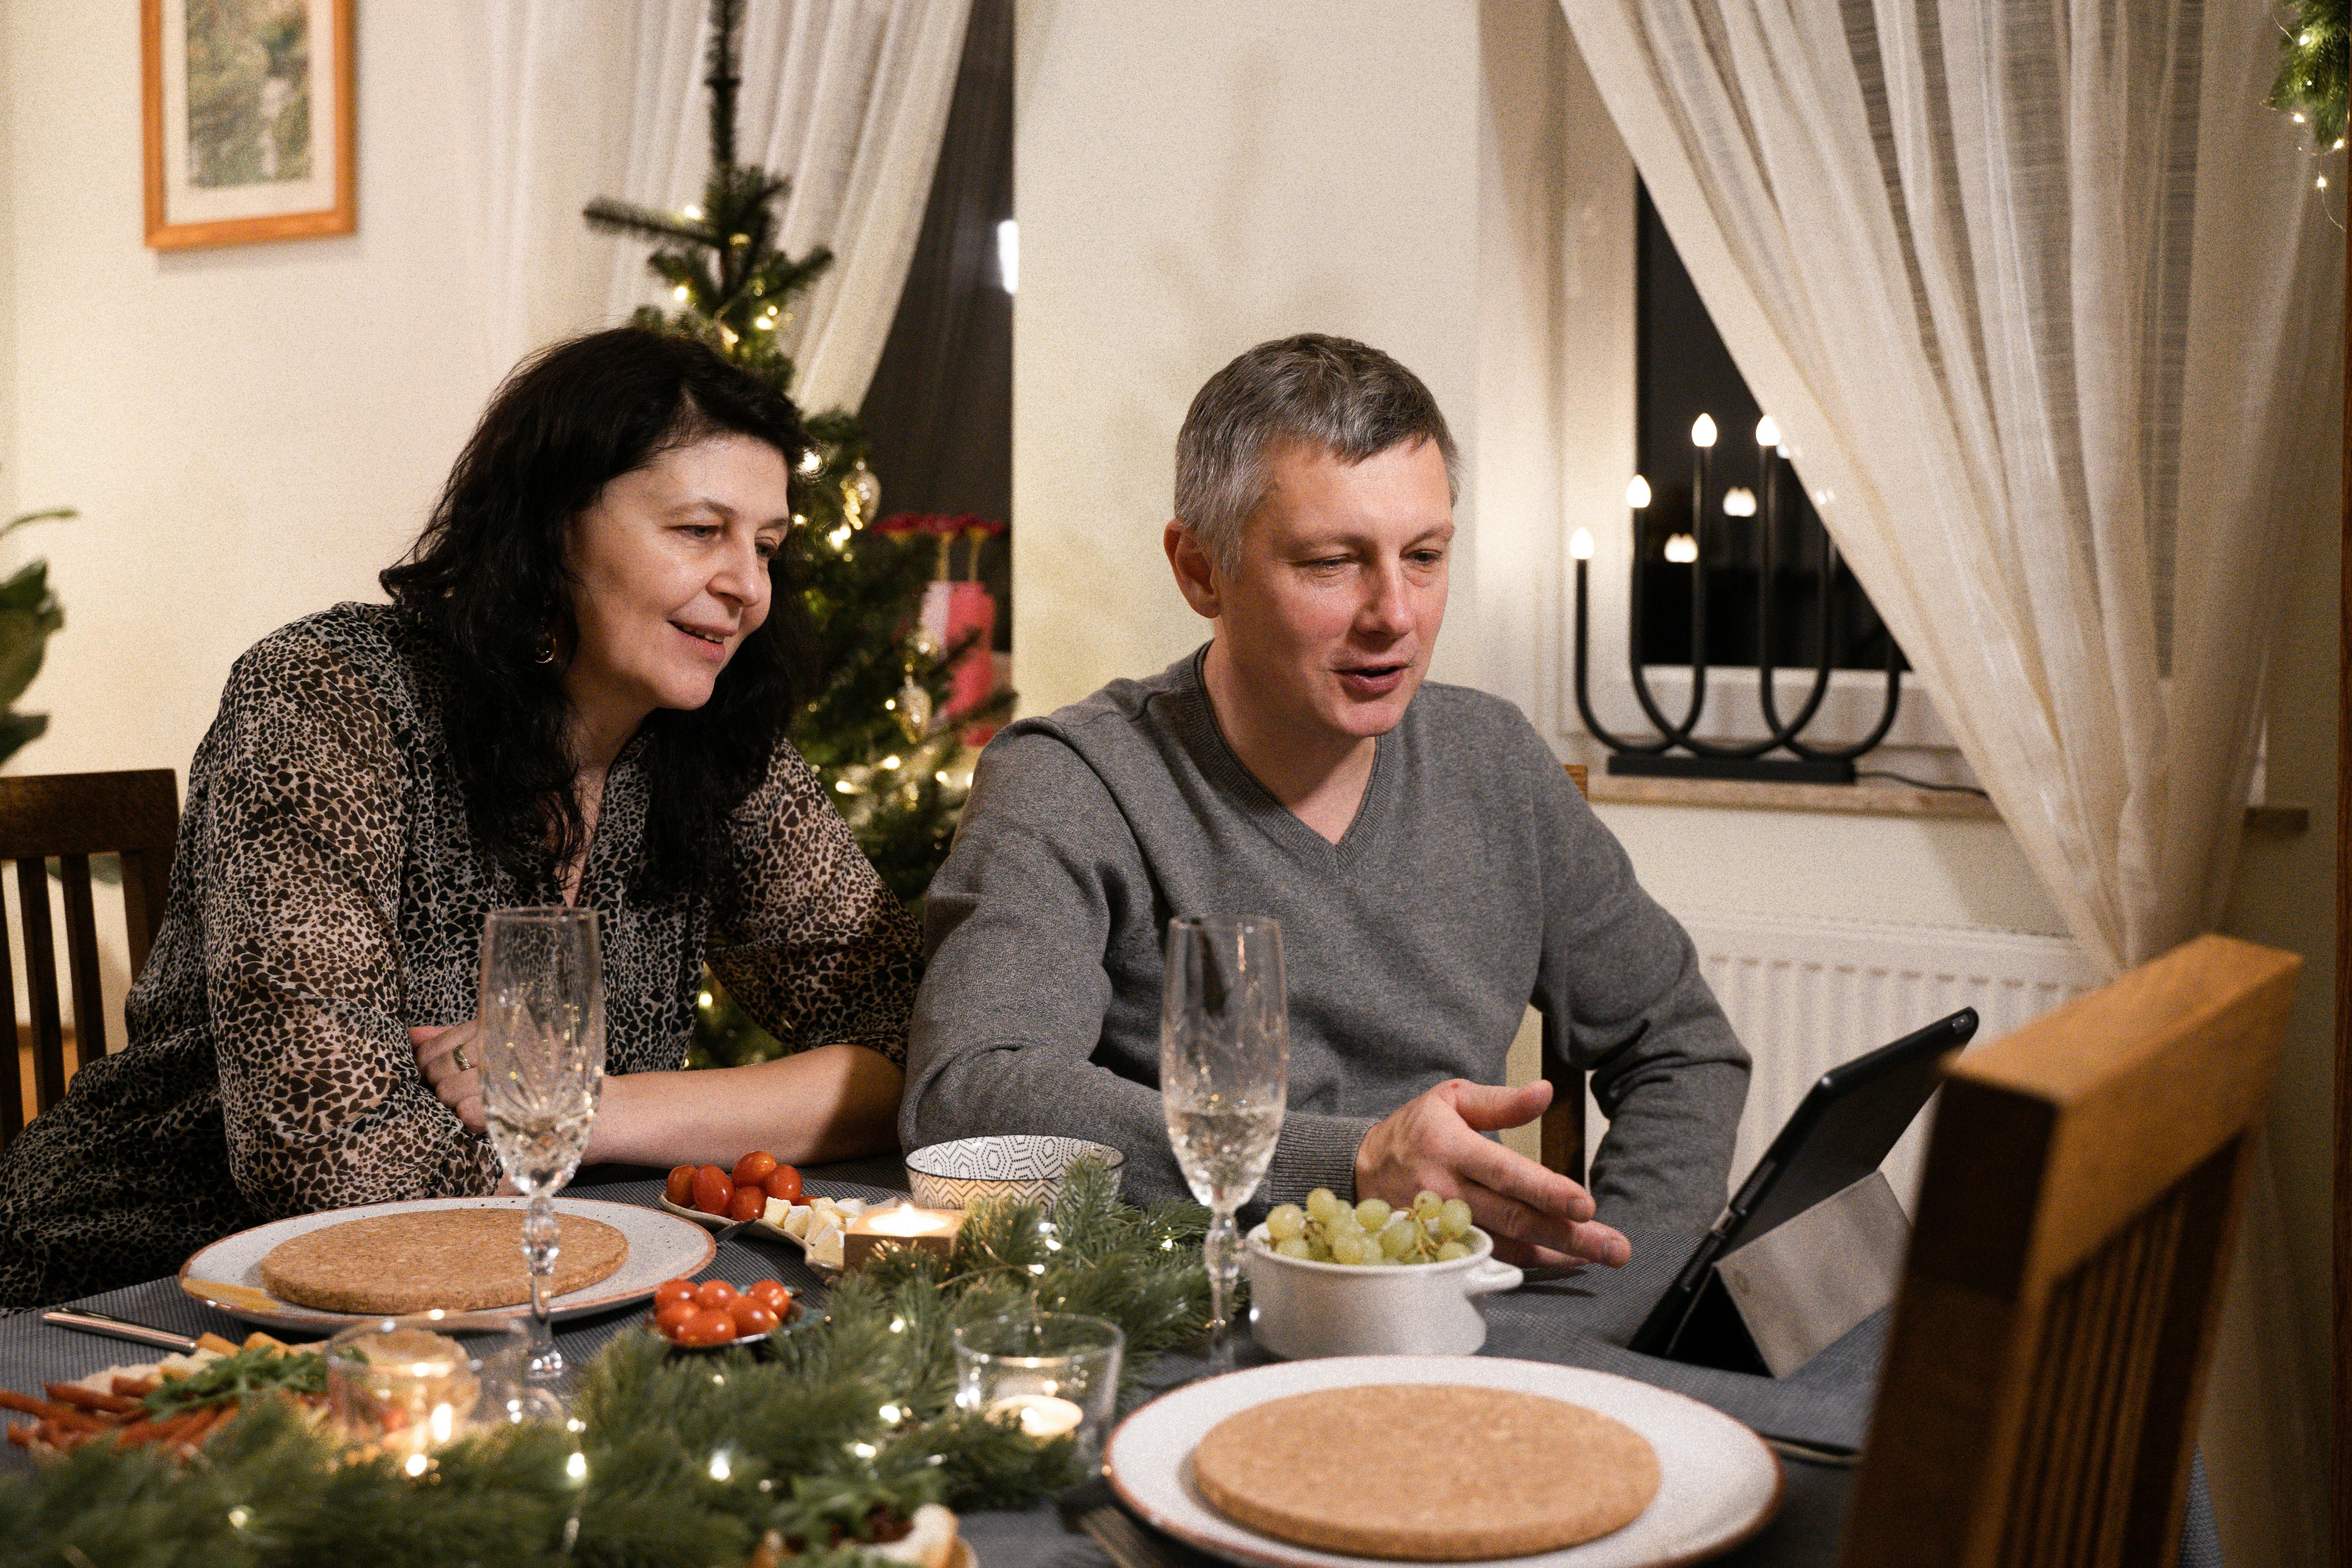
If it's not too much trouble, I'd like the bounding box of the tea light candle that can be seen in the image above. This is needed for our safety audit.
[989,1392,1085,1439]
[844,1203,965,1272]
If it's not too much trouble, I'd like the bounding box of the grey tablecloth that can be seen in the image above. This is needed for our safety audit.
[0,1167,2218,1568]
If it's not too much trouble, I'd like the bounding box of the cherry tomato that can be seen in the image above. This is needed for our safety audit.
[727,1186,766,1223]
[664,1165,697,1207]
[690,1165,735,1217]
[727,1298,780,1336]
[694,1279,739,1310]
[653,1278,698,1310]
[654,1299,699,1335]
[675,1308,737,1347]
[762,1165,803,1205]
[744,1279,793,1312]
[733,1150,778,1188]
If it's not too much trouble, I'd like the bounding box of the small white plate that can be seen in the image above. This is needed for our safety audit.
[180,1196,716,1333]
[1104,1356,1781,1568]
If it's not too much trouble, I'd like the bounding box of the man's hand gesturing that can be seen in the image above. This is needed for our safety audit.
[1353,1079,1630,1269]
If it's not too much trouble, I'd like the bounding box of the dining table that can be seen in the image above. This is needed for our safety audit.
[0,1158,2220,1568]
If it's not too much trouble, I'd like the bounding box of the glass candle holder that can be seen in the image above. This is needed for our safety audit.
[952,1312,1124,1473]
[327,1314,533,1475]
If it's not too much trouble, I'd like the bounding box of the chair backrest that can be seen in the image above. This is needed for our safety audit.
[1842,932,2298,1568]
[1541,764,1591,1180]
[0,769,179,1148]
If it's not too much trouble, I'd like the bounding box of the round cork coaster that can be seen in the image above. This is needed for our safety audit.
[258,1208,629,1314]
[1191,1384,1660,1561]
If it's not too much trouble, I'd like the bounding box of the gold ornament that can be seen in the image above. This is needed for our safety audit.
[896,678,934,742]
[840,460,882,530]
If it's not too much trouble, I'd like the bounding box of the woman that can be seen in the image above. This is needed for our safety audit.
[0,328,916,1308]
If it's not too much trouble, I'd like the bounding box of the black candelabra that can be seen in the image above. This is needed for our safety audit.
[1572,414,1900,784]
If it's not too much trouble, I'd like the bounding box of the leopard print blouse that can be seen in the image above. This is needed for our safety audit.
[0,603,918,1308]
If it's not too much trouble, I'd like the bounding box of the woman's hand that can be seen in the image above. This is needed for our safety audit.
[413,1021,486,1134]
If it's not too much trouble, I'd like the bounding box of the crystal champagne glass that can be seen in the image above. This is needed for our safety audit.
[477,906,606,1383]
[1160,915,1289,1370]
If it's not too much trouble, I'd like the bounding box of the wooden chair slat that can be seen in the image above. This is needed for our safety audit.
[58,853,105,1065]
[1539,763,1593,1183]
[119,846,171,979]
[0,770,181,1151]
[0,876,16,1143]
[1841,934,2298,1568]
[17,857,64,1111]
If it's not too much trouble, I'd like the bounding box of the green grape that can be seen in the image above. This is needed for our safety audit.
[1267,1203,1307,1242]
[1330,1232,1372,1266]
[1305,1188,1345,1225]
[1411,1190,1444,1221]
[1305,1236,1333,1262]
[1435,1240,1472,1262]
[1276,1237,1313,1260]
[1439,1199,1474,1239]
[1379,1218,1418,1258]
[1354,1198,1392,1232]
[1327,1210,1366,1238]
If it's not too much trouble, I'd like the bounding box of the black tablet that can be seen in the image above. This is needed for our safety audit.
[1627,1005,1979,1358]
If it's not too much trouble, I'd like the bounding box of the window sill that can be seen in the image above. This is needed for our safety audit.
[1583,772,2309,835]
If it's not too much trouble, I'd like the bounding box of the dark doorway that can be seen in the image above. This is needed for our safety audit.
[858,0,1013,651]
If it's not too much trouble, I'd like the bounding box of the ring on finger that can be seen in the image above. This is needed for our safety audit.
[452,1044,473,1074]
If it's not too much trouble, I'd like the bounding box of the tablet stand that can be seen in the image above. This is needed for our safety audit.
[1663,1170,1910,1377]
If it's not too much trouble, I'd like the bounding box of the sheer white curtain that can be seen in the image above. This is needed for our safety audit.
[1557,3,2340,1556]
[1561,0,2337,978]
[602,0,973,413]
[472,0,969,410]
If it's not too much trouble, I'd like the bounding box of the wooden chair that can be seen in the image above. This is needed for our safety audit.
[1842,932,2298,1568]
[1541,764,1589,1181]
[0,769,179,1148]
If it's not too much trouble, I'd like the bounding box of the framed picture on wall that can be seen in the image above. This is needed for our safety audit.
[141,0,354,250]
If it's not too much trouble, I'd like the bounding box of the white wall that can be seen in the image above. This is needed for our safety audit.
[2,4,505,789]
[1011,0,1484,712]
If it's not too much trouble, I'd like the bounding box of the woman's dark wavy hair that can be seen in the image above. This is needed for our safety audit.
[381,326,814,901]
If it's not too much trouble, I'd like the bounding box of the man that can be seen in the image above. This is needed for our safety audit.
[902,334,1747,1269]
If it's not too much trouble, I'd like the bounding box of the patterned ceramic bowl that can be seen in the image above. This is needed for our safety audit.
[905,1136,1127,1211]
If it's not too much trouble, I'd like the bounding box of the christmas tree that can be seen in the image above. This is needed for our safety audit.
[586,0,1005,1066]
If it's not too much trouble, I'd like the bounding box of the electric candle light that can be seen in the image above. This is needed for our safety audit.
[844,1203,965,1272]
[988,1392,1087,1439]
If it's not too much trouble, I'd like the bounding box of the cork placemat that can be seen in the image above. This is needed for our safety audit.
[1192,1384,1658,1560]
[258,1209,628,1314]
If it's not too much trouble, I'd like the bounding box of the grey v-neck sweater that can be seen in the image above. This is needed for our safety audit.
[902,649,1749,1240]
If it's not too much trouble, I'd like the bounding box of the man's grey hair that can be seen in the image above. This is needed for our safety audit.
[1173,334,1459,574]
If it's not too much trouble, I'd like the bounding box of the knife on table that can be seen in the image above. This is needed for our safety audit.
[39,1308,201,1354]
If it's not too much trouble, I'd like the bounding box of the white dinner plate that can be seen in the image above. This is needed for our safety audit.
[179,1196,716,1333]
[1104,1356,1781,1568]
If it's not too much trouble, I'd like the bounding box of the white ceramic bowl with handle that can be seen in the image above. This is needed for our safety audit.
[1242,1221,1524,1358]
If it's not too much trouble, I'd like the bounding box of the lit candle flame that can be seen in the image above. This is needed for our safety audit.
[1569,527,1595,561]
[1691,414,1718,448]
[1663,534,1699,564]
[864,1204,953,1237]
[1625,474,1652,509]
[1721,487,1757,518]
[1755,415,1781,446]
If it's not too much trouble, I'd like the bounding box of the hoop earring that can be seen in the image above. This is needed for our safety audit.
[533,632,559,665]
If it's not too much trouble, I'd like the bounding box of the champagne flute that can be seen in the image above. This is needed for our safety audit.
[477,906,606,1384]
[1160,915,1288,1369]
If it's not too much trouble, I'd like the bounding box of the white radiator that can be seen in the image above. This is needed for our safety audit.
[1664,911,2106,1209]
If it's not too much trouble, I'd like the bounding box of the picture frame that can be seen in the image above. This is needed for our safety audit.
[141,0,354,250]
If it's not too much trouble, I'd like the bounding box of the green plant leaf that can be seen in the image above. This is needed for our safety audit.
[0,710,48,768]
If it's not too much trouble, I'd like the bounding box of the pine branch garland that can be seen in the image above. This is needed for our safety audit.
[2270,0,2350,145]
[0,1167,1207,1568]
